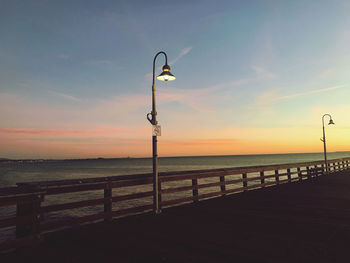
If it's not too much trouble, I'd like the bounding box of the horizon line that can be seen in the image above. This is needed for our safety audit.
[2,151,350,161]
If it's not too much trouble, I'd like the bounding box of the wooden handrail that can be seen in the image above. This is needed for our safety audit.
[0,157,349,251]
[13,157,349,188]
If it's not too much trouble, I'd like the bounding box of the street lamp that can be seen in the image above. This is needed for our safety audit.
[320,114,335,174]
[147,51,175,214]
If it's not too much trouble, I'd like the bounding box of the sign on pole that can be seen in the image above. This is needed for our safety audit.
[152,125,161,136]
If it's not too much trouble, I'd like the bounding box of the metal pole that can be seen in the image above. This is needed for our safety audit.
[149,51,168,214]
[321,114,333,174]
[322,117,328,174]
[151,82,160,214]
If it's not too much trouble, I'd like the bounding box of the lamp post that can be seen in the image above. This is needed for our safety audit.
[147,51,175,214]
[320,114,335,174]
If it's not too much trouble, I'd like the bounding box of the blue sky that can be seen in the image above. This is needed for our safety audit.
[0,0,349,158]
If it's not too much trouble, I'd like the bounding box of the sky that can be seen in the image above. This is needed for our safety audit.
[0,0,350,159]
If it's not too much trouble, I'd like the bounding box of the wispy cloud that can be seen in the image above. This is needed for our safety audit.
[246,85,347,117]
[49,90,82,102]
[144,47,193,80]
[91,86,217,117]
[255,85,346,105]
[169,46,193,65]
[277,85,345,100]
[0,135,152,159]
[207,78,252,90]
[0,126,148,137]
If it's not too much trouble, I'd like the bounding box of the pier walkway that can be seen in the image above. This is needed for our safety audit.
[2,170,350,262]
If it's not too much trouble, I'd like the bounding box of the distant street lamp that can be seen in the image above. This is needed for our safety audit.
[147,51,175,214]
[320,114,335,174]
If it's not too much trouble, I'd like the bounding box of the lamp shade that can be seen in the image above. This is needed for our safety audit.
[157,64,176,81]
[328,119,335,125]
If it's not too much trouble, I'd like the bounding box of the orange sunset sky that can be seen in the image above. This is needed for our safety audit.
[1,1,350,159]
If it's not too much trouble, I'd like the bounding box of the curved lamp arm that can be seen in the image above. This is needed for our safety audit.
[153,51,168,87]
[147,51,169,125]
[322,113,333,127]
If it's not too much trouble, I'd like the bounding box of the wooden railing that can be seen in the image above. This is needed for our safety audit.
[0,157,349,251]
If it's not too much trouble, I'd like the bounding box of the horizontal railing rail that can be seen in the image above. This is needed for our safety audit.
[0,157,349,251]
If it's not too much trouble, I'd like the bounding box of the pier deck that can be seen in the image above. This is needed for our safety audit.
[2,171,350,262]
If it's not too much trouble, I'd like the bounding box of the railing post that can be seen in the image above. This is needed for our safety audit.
[192,178,198,202]
[297,167,302,182]
[219,175,226,196]
[158,180,162,211]
[275,170,279,185]
[242,173,247,191]
[104,183,112,222]
[326,162,329,174]
[287,168,291,182]
[16,186,42,239]
[260,171,265,187]
[306,166,311,180]
[321,164,325,176]
[314,165,318,177]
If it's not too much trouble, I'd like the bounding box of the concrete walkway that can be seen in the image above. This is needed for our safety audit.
[2,171,350,262]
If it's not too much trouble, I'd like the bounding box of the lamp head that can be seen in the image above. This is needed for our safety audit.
[157,64,176,81]
[328,119,335,125]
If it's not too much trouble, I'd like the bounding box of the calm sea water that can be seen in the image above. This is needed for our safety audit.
[1,152,350,187]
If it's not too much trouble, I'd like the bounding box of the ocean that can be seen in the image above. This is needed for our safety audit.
[1,152,350,187]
